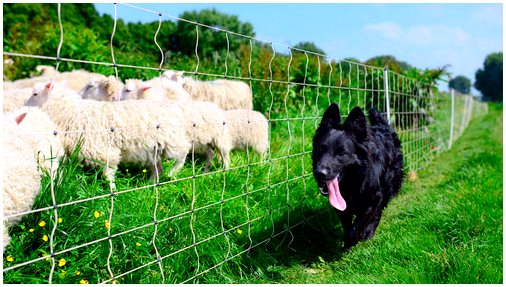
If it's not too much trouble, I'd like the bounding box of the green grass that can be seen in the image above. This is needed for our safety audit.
[3,101,500,284]
[247,103,503,284]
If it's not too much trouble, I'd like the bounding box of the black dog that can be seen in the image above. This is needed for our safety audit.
[312,104,404,250]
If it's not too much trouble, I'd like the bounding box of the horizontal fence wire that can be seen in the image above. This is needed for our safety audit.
[2,3,488,284]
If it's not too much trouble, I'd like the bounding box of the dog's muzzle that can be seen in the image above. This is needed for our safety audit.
[319,172,342,195]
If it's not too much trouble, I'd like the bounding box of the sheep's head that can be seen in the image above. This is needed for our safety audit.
[26,82,54,107]
[122,80,137,100]
[104,76,123,101]
[80,76,105,99]
[162,70,185,85]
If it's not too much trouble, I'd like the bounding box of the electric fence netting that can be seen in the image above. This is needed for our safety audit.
[2,3,488,284]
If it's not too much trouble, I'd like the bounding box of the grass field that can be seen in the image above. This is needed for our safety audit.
[247,103,503,284]
[3,100,500,284]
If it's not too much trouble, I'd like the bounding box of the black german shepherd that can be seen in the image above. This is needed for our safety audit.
[312,103,404,250]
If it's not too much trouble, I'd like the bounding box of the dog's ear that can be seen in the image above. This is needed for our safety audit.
[320,103,342,129]
[344,106,368,141]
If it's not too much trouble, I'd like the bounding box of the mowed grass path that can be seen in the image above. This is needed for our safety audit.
[251,104,502,284]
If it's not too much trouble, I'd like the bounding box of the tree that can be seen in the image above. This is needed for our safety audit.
[173,9,255,58]
[449,75,471,94]
[293,41,326,55]
[365,55,413,73]
[475,52,503,102]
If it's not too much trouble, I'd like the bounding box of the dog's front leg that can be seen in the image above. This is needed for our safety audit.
[337,212,356,250]
[355,191,385,242]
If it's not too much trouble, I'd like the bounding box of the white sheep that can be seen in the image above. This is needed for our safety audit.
[3,87,33,112]
[162,70,253,110]
[80,75,123,101]
[10,68,103,92]
[224,109,269,160]
[25,82,192,190]
[121,77,191,101]
[3,112,42,249]
[35,65,57,77]
[129,87,231,171]
[5,106,64,176]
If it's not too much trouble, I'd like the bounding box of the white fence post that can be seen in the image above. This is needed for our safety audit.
[383,67,391,124]
[449,89,455,149]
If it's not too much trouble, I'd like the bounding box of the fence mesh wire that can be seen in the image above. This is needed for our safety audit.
[2,3,488,284]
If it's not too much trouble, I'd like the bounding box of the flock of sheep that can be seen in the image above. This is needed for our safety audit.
[3,65,269,249]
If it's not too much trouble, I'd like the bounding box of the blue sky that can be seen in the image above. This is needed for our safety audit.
[94,3,503,94]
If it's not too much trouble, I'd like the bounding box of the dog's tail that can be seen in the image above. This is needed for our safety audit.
[368,108,389,126]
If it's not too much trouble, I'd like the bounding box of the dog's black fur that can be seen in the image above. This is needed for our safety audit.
[312,104,404,250]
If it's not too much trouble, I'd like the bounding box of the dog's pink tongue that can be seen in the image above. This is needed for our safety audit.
[326,177,346,211]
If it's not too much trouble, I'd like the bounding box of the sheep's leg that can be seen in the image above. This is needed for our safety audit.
[220,150,230,170]
[204,148,215,172]
[149,160,164,181]
[104,165,118,190]
[167,153,187,178]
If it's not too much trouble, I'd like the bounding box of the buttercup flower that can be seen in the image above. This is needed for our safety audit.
[39,221,46,227]
[58,258,67,267]
[42,235,49,242]
[236,229,243,235]
[94,211,101,218]
[58,218,63,223]
[79,279,89,284]
[75,270,81,276]
[28,228,34,233]
[142,169,147,173]
[136,242,141,247]
[6,255,14,262]
[104,220,110,229]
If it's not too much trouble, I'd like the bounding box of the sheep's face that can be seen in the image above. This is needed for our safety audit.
[80,80,100,99]
[26,82,52,107]
[122,80,138,100]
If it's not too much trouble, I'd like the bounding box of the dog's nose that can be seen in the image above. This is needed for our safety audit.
[313,167,329,179]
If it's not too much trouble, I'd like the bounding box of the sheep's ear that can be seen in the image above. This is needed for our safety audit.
[15,112,27,125]
[45,82,54,90]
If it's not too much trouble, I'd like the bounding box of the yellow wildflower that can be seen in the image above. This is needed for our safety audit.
[28,228,34,233]
[39,221,46,227]
[142,169,147,173]
[136,242,141,247]
[58,258,67,267]
[94,211,101,218]
[6,255,14,262]
[61,270,67,275]
[104,220,110,229]
[236,229,243,235]
[58,217,63,223]
[79,279,89,284]
[112,280,118,284]
[42,253,50,261]
[75,270,81,275]
[42,234,49,242]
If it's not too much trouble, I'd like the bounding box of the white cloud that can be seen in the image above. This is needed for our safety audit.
[471,5,502,26]
[364,22,402,40]
[364,22,471,47]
